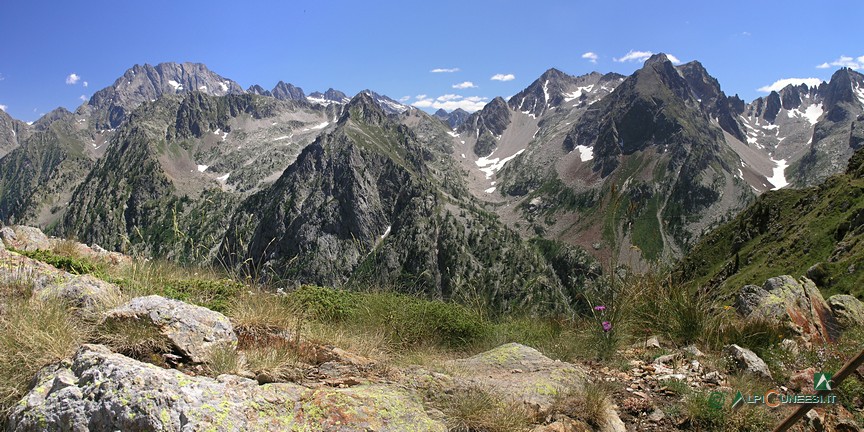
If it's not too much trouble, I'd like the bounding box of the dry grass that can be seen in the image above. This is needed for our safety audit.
[0,297,90,418]
[550,381,614,428]
[95,317,171,362]
[243,341,304,383]
[431,385,536,432]
[227,291,299,335]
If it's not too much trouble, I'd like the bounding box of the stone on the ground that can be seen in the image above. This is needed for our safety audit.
[102,295,237,363]
[827,294,864,329]
[682,345,705,357]
[445,343,626,432]
[35,274,121,311]
[723,344,772,380]
[735,275,839,344]
[8,344,445,432]
[645,336,661,349]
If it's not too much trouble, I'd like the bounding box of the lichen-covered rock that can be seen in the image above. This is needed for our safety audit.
[443,343,625,432]
[35,274,121,311]
[734,276,840,344]
[827,294,864,329]
[8,344,445,432]
[102,295,237,363]
[724,344,772,380]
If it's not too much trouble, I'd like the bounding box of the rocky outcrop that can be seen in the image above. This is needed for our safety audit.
[827,294,864,329]
[8,344,445,432]
[723,344,772,380]
[735,275,840,344]
[35,275,121,311]
[405,343,625,432]
[0,225,51,251]
[102,295,237,363]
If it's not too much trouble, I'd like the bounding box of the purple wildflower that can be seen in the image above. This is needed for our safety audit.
[594,305,606,311]
[602,321,612,332]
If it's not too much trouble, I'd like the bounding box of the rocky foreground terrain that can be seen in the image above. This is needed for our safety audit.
[1,226,862,431]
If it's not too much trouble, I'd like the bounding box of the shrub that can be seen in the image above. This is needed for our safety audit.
[357,292,491,349]
[15,249,101,276]
[683,391,726,430]
[161,278,244,313]
[286,285,356,321]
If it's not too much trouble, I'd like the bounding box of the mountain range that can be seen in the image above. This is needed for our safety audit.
[1,57,863,311]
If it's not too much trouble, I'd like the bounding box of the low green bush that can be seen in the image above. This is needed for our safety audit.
[15,249,101,276]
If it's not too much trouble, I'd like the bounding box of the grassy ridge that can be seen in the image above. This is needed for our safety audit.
[678,155,864,300]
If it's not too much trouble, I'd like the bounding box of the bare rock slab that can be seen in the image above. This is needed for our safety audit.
[102,295,237,363]
[9,344,445,432]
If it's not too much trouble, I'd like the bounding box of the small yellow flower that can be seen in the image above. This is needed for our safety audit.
[723,305,732,311]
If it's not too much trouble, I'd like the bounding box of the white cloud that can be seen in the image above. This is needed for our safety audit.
[0,73,5,81]
[412,94,489,112]
[0,104,6,111]
[452,81,477,89]
[430,68,460,73]
[398,96,410,102]
[581,52,598,64]
[666,54,682,65]
[757,77,823,93]
[79,95,87,102]
[83,81,88,88]
[815,55,864,70]
[65,73,81,85]
[614,50,653,63]
[415,94,427,100]
[490,73,515,82]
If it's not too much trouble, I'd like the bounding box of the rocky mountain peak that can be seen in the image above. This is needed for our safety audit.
[87,62,244,129]
[340,91,388,125]
[246,84,271,96]
[271,81,306,101]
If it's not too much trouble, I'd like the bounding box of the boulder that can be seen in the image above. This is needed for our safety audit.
[827,294,864,329]
[1,225,52,251]
[443,343,625,432]
[723,344,772,380]
[8,344,445,432]
[734,276,840,344]
[35,274,121,311]
[102,295,237,363]
[0,226,17,249]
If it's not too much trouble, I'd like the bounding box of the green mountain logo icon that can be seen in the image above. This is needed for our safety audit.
[731,391,745,410]
[814,372,833,391]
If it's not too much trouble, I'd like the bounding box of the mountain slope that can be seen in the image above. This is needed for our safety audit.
[679,146,864,301]
[59,92,336,260]
[0,109,103,227]
[218,93,597,313]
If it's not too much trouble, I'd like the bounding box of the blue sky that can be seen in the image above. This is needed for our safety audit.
[0,0,861,122]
